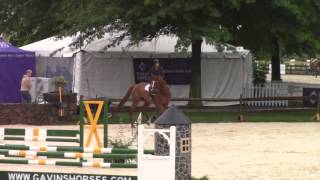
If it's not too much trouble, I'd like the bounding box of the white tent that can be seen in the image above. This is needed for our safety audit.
[21,34,246,56]
[21,35,252,106]
[21,36,77,57]
[85,35,222,52]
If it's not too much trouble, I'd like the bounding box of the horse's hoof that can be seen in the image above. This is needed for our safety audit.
[131,123,136,128]
[146,120,151,126]
[152,116,157,122]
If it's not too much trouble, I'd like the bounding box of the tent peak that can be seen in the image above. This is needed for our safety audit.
[0,38,35,56]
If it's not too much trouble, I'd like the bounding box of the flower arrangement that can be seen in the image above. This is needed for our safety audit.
[53,76,67,89]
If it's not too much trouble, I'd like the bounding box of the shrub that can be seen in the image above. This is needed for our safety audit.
[191,176,210,180]
[253,63,267,86]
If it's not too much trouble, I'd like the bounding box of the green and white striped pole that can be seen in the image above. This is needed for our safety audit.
[0,149,136,159]
[0,128,80,142]
[0,159,137,168]
[0,144,154,154]
[1,128,79,137]
[1,137,79,143]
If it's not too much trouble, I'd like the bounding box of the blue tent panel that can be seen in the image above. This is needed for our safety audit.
[0,38,36,103]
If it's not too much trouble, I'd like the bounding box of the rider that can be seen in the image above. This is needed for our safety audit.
[148,59,164,96]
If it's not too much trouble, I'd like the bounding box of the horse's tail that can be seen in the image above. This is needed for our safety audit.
[116,85,134,112]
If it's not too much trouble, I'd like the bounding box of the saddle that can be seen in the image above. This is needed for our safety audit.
[144,83,156,97]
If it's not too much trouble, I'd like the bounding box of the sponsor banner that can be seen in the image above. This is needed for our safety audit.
[0,171,137,180]
[133,58,192,85]
[0,53,34,58]
[302,88,320,107]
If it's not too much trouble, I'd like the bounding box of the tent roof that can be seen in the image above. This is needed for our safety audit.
[84,35,221,52]
[20,36,76,57]
[0,37,34,56]
[20,34,248,57]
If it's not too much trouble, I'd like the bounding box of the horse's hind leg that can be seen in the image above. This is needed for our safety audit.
[154,104,165,115]
[158,105,165,114]
[129,101,138,128]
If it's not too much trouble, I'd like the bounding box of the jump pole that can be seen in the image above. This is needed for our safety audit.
[0,144,154,154]
[0,128,80,142]
[1,137,79,143]
[0,128,79,137]
[0,149,136,159]
[0,159,137,168]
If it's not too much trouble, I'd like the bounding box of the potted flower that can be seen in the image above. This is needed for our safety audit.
[53,76,68,92]
[43,76,68,103]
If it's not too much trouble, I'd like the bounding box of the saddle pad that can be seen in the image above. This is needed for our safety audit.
[144,84,150,92]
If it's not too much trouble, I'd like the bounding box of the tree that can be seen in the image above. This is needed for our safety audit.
[220,0,320,81]
[1,0,249,107]
[0,0,65,46]
[8,1,319,102]
[60,0,237,107]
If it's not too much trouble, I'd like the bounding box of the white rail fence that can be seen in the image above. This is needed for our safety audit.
[138,125,176,180]
[243,83,289,107]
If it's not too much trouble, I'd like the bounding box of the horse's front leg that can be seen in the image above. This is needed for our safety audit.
[154,100,165,114]
[141,100,151,125]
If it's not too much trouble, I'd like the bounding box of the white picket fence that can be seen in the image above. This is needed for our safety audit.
[243,83,289,107]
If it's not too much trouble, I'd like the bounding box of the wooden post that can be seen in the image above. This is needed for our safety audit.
[103,100,108,148]
[58,87,64,117]
[79,100,84,147]
[239,94,245,122]
[317,93,320,121]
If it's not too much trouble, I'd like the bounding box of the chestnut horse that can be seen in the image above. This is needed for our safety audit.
[117,75,171,126]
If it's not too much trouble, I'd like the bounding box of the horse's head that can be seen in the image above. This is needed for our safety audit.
[152,75,164,83]
[150,75,170,98]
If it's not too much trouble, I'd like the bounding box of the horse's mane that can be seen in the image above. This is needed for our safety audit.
[155,77,171,98]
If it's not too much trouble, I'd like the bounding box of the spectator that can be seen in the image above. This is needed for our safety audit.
[20,69,32,103]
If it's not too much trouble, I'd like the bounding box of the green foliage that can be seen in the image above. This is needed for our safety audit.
[1,0,320,55]
[111,111,317,123]
[0,0,64,46]
[217,0,320,80]
[2,0,320,85]
[53,76,68,87]
[222,0,320,58]
[109,116,134,148]
[109,138,132,149]
[252,63,267,86]
[191,176,209,180]
[0,0,249,47]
